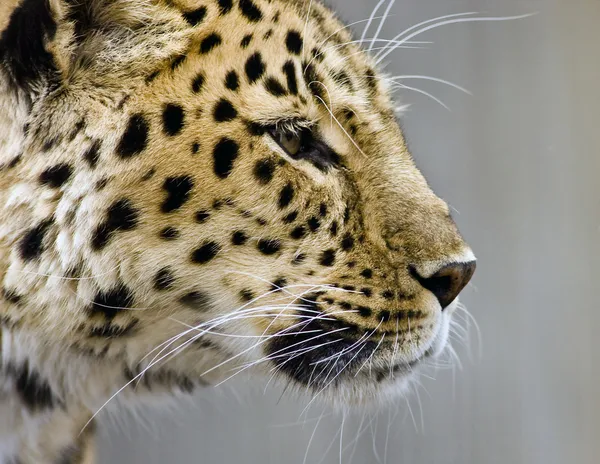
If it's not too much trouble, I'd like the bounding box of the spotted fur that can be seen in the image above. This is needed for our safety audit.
[0,0,475,462]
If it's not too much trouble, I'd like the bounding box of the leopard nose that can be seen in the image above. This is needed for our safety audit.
[410,261,476,310]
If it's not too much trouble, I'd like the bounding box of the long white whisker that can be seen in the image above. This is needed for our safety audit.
[369,0,396,52]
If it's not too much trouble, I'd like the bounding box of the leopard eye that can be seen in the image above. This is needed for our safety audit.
[277,130,302,157]
[266,124,341,171]
[268,126,307,158]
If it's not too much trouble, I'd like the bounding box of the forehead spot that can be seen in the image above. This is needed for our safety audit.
[83,140,101,168]
[319,249,336,267]
[160,226,180,240]
[161,176,194,213]
[116,114,148,158]
[213,99,238,122]
[92,199,139,250]
[192,72,205,93]
[195,210,210,223]
[19,220,53,261]
[232,231,248,245]
[162,103,185,136]
[217,0,233,15]
[241,34,253,48]
[225,70,239,91]
[282,61,298,95]
[213,138,240,179]
[264,77,287,97]
[200,33,222,54]
[191,242,221,264]
[245,52,265,83]
[239,0,263,22]
[278,183,294,209]
[253,158,276,184]
[154,267,175,291]
[286,31,303,55]
[182,6,207,26]
[257,238,281,255]
[39,163,72,188]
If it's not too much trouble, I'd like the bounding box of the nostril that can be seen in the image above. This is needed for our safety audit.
[410,261,476,310]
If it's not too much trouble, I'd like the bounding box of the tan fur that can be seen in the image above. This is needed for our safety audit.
[0,1,474,462]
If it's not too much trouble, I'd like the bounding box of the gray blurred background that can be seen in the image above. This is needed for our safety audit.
[99,0,600,463]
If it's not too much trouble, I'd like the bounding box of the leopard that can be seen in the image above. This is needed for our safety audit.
[0,0,476,462]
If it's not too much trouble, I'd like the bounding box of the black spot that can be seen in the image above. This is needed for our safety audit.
[0,0,58,92]
[360,268,373,279]
[191,242,221,264]
[232,231,248,245]
[290,226,306,240]
[225,70,239,90]
[381,290,394,300]
[7,155,22,169]
[19,219,53,261]
[245,52,265,83]
[83,140,101,168]
[145,70,160,84]
[283,211,298,224]
[89,321,138,338]
[67,119,85,141]
[239,289,255,302]
[257,239,281,255]
[319,203,328,217]
[192,142,201,154]
[304,63,325,100]
[319,249,336,266]
[263,29,273,40]
[311,47,325,63]
[116,114,149,158]
[183,6,207,25]
[286,30,303,55]
[264,77,287,96]
[332,70,354,91]
[340,302,352,310]
[39,163,72,188]
[358,306,372,318]
[162,103,185,136]
[91,199,139,250]
[217,0,233,15]
[6,362,57,411]
[292,253,306,265]
[192,73,205,93]
[170,54,186,70]
[195,210,210,223]
[282,61,298,95]
[254,158,276,184]
[329,221,339,236]
[272,277,287,291]
[161,176,194,213]
[379,310,391,322]
[361,288,373,297]
[200,33,222,54]
[212,199,224,210]
[341,233,354,251]
[239,0,263,22]
[90,284,135,320]
[160,227,179,240]
[307,217,320,232]
[213,138,239,179]
[272,11,280,23]
[179,290,211,310]
[154,267,175,291]
[213,99,238,122]
[2,288,22,304]
[278,183,294,209]
[343,206,351,222]
[241,34,253,48]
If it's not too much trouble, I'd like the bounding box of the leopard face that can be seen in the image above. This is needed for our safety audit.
[0,0,475,408]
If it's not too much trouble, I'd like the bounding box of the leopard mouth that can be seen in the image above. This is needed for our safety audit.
[264,313,437,392]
